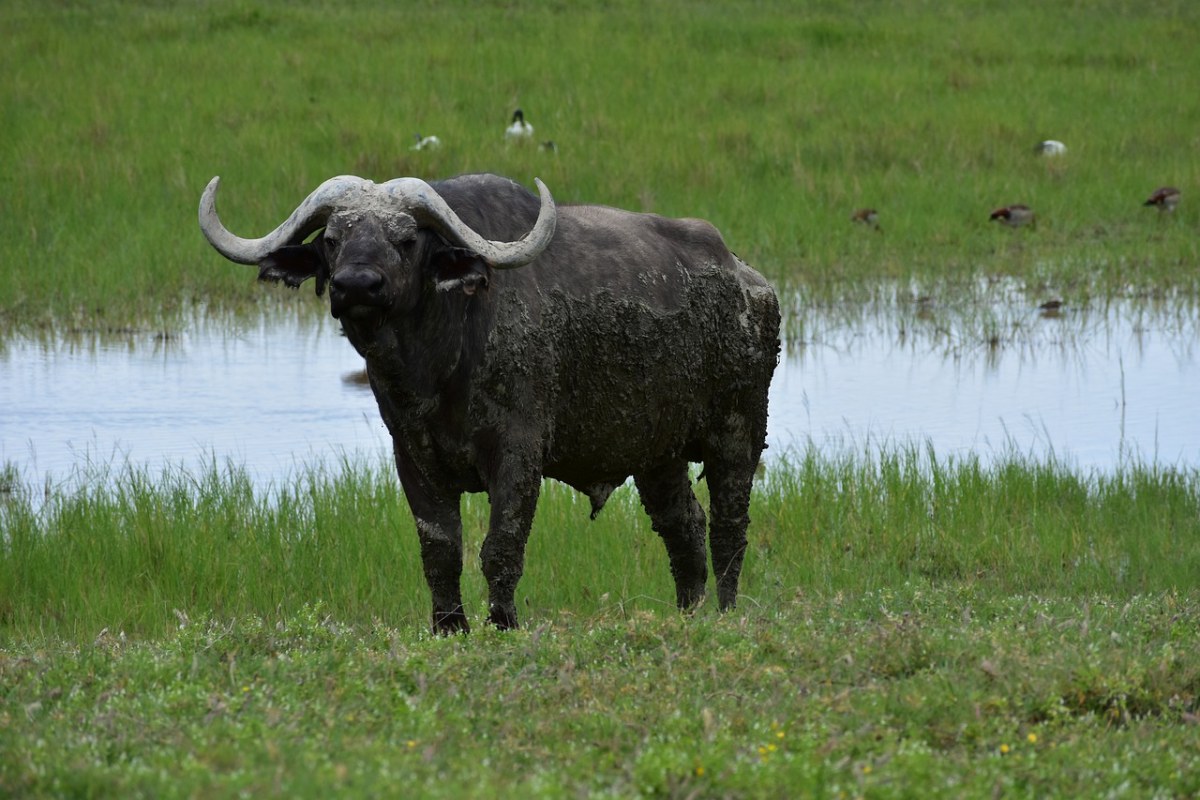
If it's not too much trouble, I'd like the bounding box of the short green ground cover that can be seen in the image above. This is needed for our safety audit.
[2,591,1197,798]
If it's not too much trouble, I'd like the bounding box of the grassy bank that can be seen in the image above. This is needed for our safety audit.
[2,451,1199,796]
[4,449,1199,797]
[3,450,1198,640]
[3,0,1199,336]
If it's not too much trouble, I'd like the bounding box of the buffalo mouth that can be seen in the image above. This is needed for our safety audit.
[330,296,388,321]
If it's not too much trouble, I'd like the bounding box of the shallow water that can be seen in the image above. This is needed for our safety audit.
[2,296,1198,496]
[774,295,1199,469]
[1,316,386,491]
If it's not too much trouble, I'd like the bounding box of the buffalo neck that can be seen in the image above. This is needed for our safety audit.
[344,282,488,413]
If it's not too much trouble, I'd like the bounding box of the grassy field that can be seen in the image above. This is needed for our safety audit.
[2,590,1197,797]
[4,0,1200,796]
[2,0,1199,337]
[3,453,1199,796]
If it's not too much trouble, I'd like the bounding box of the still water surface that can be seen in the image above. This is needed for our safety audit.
[2,298,1197,494]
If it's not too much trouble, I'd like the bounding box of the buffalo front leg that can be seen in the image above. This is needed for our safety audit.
[415,513,469,634]
[635,463,708,610]
[396,463,469,634]
[480,464,542,630]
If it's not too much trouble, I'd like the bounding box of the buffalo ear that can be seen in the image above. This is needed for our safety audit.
[431,247,491,296]
[257,241,330,296]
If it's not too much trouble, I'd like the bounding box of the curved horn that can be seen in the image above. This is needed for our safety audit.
[379,177,557,268]
[198,175,373,265]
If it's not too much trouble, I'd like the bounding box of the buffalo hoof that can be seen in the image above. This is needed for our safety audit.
[717,586,739,612]
[432,607,470,636]
[488,603,519,630]
[676,583,706,611]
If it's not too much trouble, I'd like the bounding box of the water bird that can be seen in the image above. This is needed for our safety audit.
[1143,186,1180,212]
[989,204,1036,228]
[342,368,370,387]
[850,208,881,231]
[505,108,534,141]
[410,134,441,151]
[1038,298,1064,318]
[1035,140,1067,156]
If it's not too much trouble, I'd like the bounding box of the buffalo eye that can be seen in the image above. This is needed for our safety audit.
[395,236,419,258]
[323,234,340,251]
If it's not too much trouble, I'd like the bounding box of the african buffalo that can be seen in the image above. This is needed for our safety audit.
[199,172,780,633]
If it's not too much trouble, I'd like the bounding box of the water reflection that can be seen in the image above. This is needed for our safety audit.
[2,293,1197,495]
[773,296,1198,469]
[1,315,388,491]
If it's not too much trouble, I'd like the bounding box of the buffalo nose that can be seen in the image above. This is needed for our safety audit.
[329,268,387,318]
[331,268,384,297]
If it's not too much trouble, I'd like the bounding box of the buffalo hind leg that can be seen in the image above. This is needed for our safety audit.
[635,462,708,610]
[704,456,759,611]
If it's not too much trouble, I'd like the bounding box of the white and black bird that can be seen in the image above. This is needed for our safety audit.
[505,108,534,141]
[1143,186,1181,213]
[1035,140,1067,156]
[410,133,441,151]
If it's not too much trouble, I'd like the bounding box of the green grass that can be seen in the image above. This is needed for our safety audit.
[2,452,1199,796]
[4,450,1198,640]
[1,593,1197,798]
[3,0,1200,336]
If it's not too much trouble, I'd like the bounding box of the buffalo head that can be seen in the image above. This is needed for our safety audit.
[198,175,557,321]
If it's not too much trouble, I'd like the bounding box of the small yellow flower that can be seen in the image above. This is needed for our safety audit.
[776,730,786,740]
[767,744,777,753]
[1027,733,1038,744]
[862,765,872,775]
[406,740,417,749]
[999,744,1010,755]
[695,766,705,777]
